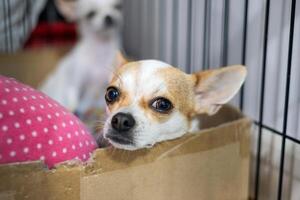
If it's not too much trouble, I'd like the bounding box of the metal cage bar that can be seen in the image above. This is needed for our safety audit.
[254,121,300,145]
[239,0,249,111]
[186,0,193,74]
[254,0,271,198]
[6,0,13,52]
[277,0,297,199]
[2,0,9,52]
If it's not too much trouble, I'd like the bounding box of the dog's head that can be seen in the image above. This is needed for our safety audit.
[103,60,247,150]
[55,0,123,37]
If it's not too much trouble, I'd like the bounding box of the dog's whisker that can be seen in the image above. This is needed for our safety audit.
[93,119,107,127]
[94,121,106,128]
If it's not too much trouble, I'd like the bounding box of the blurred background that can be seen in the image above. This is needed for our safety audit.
[0,0,299,199]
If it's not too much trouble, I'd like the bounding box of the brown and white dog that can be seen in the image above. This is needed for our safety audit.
[102,60,247,150]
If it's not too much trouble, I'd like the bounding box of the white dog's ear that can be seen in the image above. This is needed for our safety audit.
[192,65,247,115]
[55,0,78,22]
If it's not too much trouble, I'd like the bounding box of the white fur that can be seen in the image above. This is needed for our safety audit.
[40,0,122,114]
[189,117,201,133]
[122,60,170,97]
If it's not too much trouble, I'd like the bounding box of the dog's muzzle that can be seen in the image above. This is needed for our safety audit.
[105,112,136,145]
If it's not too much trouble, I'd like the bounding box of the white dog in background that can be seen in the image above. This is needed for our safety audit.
[40,0,125,116]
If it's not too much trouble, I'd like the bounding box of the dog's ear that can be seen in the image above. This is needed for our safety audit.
[115,51,130,68]
[192,65,247,115]
[55,0,78,22]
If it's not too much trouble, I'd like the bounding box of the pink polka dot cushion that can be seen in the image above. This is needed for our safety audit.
[0,76,97,168]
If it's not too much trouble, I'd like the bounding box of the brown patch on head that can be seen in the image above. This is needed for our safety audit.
[139,97,148,111]
[155,67,196,116]
[107,62,141,113]
[106,88,131,111]
[138,97,174,123]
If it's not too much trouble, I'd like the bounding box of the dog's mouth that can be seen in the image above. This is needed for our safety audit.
[105,133,134,145]
[94,27,120,40]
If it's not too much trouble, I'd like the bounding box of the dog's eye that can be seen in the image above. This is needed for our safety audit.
[86,10,96,20]
[115,3,123,10]
[150,97,173,113]
[105,87,120,104]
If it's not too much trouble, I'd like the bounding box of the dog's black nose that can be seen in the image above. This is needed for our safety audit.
[104,15,114,27]
[111,113,135,132]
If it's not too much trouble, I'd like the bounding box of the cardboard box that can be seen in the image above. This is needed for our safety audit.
[0,46,70,88]
[0,48,251,200]
[0,105,251,200]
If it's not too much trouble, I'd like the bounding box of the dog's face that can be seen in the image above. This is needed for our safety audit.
[77,0,123,37]
[103,60,246,150]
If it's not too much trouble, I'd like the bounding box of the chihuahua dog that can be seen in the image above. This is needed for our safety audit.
[102,60,247,150]
[40,0,124,115]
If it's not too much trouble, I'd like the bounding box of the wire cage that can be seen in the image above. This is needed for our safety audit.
[122,1,299,199]
[0,0,299,200]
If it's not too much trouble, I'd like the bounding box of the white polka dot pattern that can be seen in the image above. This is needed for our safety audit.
[0,76,97,168]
